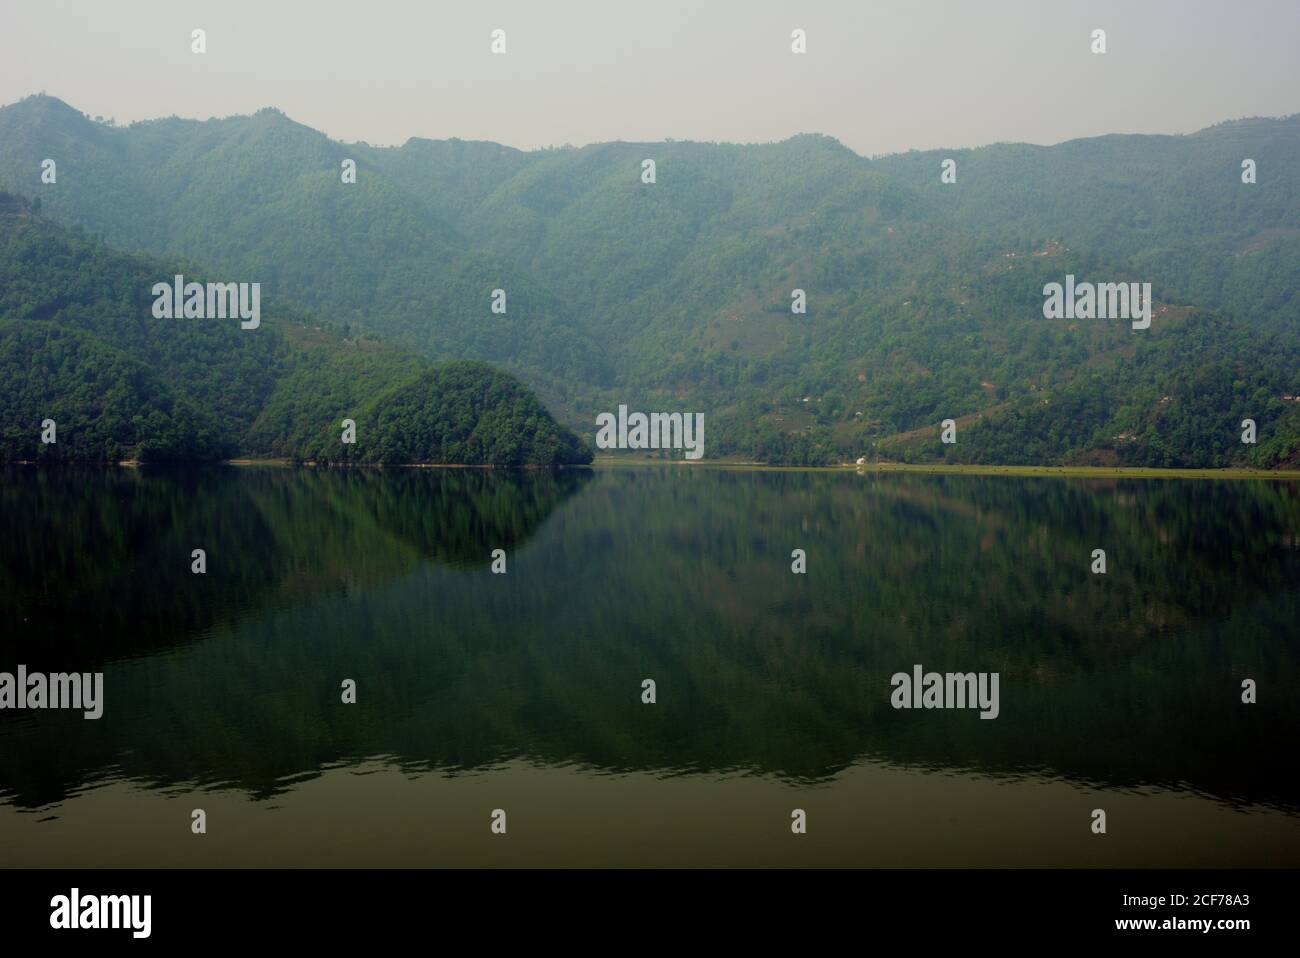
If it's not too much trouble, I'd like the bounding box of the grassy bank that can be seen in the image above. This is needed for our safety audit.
[591,457,1300,479]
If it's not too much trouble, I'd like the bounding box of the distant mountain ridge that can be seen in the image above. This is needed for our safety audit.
[2,94,1297,467]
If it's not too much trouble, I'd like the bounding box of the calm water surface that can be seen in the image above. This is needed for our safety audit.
[1,465,1298,866]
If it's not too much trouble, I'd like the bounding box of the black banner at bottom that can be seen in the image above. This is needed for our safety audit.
[0,868,1292,944]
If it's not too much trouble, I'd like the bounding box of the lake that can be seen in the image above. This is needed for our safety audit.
[1,464,1298,867]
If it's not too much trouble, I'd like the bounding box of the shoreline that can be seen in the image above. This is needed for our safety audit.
[591,457,1300,479]
[5,458,1299,480]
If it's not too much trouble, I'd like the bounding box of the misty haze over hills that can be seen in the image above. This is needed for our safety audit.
[2,94,1298,466]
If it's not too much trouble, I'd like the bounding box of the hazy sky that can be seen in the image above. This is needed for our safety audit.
[2,0,1297,155]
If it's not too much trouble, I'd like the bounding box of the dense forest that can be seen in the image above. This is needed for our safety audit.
[0,191,591,465]
[1,94,1298,466]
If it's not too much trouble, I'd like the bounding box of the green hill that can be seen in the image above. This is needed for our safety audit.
[0,191,591,465]
[3,94,1297,466]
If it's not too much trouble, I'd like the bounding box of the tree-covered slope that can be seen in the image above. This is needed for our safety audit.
[0,192,591,465]
[870,116,1300,336]
[3,94,1297,466]
[362,122,1300,467]
[279,360,593,466]
[0,319,235,461]
[0,96,609,399]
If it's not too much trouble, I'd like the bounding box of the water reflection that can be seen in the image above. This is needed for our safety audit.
[0,465,1297,845]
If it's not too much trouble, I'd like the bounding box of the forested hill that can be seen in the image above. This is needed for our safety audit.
[2,94,1298,467]
[0,192,592,465]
